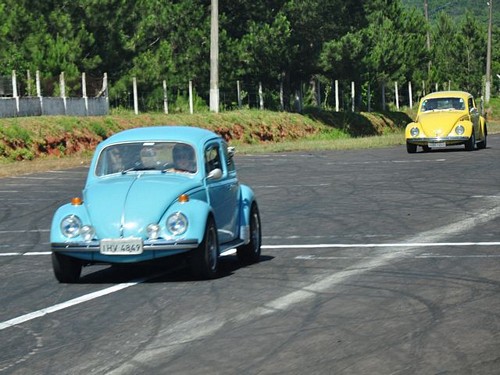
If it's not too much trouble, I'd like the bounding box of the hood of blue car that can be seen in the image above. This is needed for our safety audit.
[84,174,202,238]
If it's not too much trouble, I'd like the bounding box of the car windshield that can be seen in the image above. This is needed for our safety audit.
[421,97,465,112]
[95,141,197,176]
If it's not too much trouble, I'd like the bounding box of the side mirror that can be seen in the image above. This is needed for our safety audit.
[228,146,236,159]
[207,168,222,180]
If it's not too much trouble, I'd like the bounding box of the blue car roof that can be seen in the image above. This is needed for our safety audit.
[101,126,220,146]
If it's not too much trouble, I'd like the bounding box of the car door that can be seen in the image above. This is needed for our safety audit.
[204,141,239,244]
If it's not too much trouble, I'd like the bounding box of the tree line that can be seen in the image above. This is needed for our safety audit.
[0,0,498,112]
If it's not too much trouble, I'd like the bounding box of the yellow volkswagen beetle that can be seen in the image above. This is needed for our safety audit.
[405,91,487,153]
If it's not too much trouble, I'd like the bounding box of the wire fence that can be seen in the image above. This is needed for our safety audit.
[1,69,495,118]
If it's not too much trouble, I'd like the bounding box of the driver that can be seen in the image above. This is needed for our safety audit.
[172,143,196,173]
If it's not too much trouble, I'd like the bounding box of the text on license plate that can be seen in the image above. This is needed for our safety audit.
[428,142,446,148]
[100,238,143,255]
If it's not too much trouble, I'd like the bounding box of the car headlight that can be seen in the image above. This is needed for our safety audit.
[147,224,161,240]
[80,225,95,242]
[166,212,188,235]
[61,215,82,238]
[410,127,420,137]
[455,125,465,135]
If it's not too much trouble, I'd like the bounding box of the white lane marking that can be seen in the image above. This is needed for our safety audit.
[0,229,50,234]
[1,241,500,257]
[0,252,51,256]
[9,176,78,180]
[253,183,330,188]
[0,191,68,194]
[2,204,500,335]
[327,159,446,165]
[265,242,500,249]
[1,250,236,257]
[0,280,145,331]
[47,170,87,174]
[296,254,500,260]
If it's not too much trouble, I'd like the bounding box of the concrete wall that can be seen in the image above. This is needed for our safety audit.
[0,97,109,118]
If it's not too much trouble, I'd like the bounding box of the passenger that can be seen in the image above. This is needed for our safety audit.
[172,143,196,173]
[108,147,124,173]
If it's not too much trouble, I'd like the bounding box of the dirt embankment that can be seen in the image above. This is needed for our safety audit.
[0,110,411,162]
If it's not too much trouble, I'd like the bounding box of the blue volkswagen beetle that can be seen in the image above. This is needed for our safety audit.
[50,126,261,282]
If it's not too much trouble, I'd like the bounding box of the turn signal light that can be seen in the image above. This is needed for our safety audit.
[178,194,189,203]
[71,197,83,205]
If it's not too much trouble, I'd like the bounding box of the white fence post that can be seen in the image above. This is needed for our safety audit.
[395,81,399,110]
[82,72,88,114]
[237,80,242,109]
[259,82,264,110]
[382,82,386,111]
[408,81,413,109]
[280,80,284,111]
[133,77,139,114]
[12,70,19,113]
[351,81,355,112]
[368,83,371,112]
[163,80,169,114]
[335,80,339,112]
[189,80,193,114]
[36,70,43,115]
[317,80,321,108]
[60,72,67,115]
[26,70,31,96]
[103,73,108,103]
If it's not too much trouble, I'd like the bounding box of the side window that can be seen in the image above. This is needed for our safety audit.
[205,144,222,175]
[468,98,475,111]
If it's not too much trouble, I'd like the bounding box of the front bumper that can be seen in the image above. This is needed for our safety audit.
[51,238,198,252]
[406,136,469,145]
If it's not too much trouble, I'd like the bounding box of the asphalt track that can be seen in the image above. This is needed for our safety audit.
[1,136,500,374]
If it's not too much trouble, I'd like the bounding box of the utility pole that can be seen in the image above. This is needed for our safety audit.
[485,0,493,103]
[209,0,219,112]
[424,0,431,51]
[424,0,431,81]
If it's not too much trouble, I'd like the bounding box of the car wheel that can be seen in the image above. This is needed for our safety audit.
[190,216,219,279]
[465,132,475,151]
[52,252,82,283]
[406,142,417,154]
[237,203,262,264]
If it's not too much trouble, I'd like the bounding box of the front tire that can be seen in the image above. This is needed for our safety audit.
[465,132,475,151]
[406,142,417,154]
[52,252,82,283]
[190,216,219,279]
[237,203,262,264]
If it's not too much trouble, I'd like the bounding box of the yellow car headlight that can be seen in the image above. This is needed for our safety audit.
[410,127,420,137]
[455,125,465,135]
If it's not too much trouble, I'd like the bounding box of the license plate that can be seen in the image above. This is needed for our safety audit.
[100,238,143,255]
[428,142,446,148]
